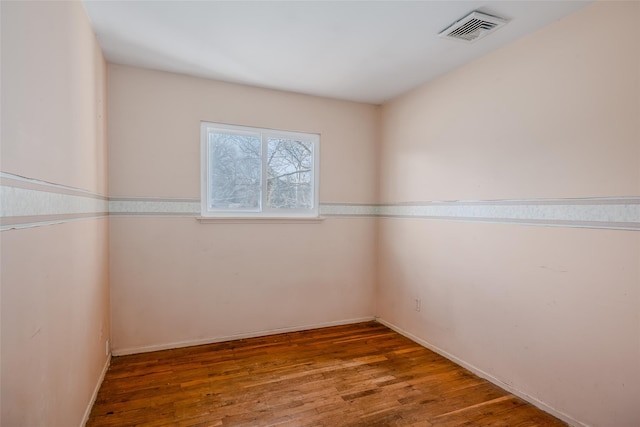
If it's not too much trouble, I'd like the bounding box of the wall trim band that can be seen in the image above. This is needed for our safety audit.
[2,172,639,231]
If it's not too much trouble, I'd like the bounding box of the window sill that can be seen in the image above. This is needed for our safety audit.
[196,217,326,224]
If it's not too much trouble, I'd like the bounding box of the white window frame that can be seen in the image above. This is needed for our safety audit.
[200,121,320,218]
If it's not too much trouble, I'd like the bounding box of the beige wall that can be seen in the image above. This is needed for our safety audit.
[108,65,379,353]
[378,2,639,427]
[108,65,379,202]
[1,1,110,426]
[3,1,638,426]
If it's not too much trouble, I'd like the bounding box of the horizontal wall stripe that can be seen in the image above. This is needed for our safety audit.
[107,200,379,218]
[109,196,200,203]
[0,172,109,230]
[0,186,108,217]
[388,197,640,206]
[320,203,378,217]
[380,215,640,231]
[378,198,640,229]
[109,199,200,216]
[106,198,640,230]
[1,172,639,231]
[1,213,110,227]
[0,172,108,200]
[107,201,377,217]
[1,216,110,231]
[0,184,109,231]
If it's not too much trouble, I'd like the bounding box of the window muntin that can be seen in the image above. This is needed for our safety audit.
[201,122,319,217]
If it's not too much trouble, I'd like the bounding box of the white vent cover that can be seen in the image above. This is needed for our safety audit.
[439,11,507,43]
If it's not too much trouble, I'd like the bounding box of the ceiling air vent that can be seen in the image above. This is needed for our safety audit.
[439,11,507,43]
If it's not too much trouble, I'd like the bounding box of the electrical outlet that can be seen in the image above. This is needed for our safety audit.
[106,339,110,356]
[415,298,421,312]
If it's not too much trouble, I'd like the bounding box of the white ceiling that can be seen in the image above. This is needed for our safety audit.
[82,1,591,104]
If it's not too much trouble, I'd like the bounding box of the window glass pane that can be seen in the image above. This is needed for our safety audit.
[209,132,261,210]
[266,138,313,210]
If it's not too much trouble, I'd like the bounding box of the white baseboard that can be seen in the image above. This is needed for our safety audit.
[375,317,588,427]
[112,316,376,356]
[81,353,111,427]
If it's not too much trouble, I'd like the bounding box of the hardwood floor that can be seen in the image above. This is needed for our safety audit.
[88,322,566,426]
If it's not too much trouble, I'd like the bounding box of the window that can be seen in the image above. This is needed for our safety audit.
[201,122,319,218]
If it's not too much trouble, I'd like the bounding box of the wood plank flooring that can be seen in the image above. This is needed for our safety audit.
[87,322,566,426]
